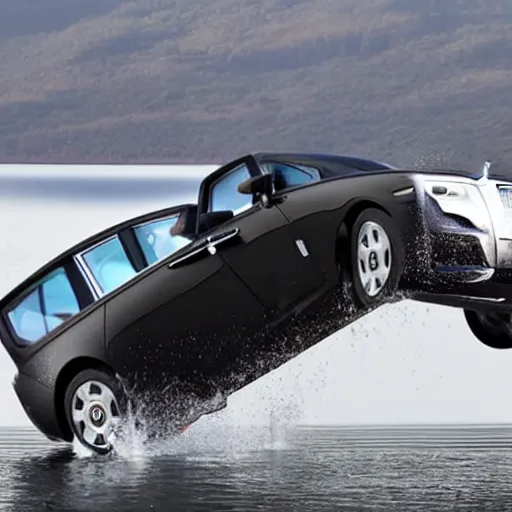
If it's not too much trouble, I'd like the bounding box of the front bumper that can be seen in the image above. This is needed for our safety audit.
[416,173,512,268]
[408,173,512,306]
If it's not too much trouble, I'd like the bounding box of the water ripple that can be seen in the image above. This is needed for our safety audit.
[1,425,512,510]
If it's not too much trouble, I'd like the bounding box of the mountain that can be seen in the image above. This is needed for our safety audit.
[1,0,512,171]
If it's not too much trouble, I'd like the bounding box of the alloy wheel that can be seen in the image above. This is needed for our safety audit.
[356,220,392,297]
[71,380,122,452]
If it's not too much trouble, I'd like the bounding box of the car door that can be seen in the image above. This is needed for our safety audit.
[196,156,326,324]
[100,206,268,393]
[262,160,349,285]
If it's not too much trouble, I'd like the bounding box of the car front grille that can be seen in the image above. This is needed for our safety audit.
[499,186,512,224]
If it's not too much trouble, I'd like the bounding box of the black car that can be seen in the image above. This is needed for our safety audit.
[1,153,512,454]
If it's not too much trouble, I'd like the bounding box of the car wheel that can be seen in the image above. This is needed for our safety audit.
[349,208,403,307]
[464,309,512,349]
[64,368,127,455]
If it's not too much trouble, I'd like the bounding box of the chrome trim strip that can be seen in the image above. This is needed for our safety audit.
[168,245,208,269]
[441,294,506,303]
[393,186,414,197]
[74,234,124,299]
[468,268,495,283]
[73,254,102,299]
[434,266,495,283]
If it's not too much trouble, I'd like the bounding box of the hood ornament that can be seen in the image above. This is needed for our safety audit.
[482,161,492,180]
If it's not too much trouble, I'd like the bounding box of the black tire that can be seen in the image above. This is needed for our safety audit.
[464,309,512,350]
[349,208,404,308]
[64,368,127,455]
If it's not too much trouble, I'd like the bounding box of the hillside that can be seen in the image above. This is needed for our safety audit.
[1,0,512,170]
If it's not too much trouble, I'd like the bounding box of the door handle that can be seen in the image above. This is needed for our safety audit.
[168,228,240,268]
[205,228,240,255]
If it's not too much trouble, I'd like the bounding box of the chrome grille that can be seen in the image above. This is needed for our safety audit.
[499,186,512,224]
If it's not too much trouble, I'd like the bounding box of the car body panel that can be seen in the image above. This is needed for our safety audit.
[253,152,397,177]
[105,243,268,392]
[205,204,326,319]
[17,304,106,390]
[13,372,63,441]
[271,171,422,283]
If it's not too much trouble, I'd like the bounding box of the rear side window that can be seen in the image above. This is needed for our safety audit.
[6,267,81,346]
[80,236,136,295]
[134,215,190,266]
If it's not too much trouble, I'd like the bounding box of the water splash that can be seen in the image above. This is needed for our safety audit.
[70,387,298,461]
[69,286,411,461]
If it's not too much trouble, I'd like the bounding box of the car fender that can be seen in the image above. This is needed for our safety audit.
[275,172,422,284]
[17,304,107,391]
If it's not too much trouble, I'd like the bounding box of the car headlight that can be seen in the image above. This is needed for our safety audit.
[423,179,491,232]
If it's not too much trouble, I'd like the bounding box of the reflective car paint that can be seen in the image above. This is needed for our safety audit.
[1,152,511,444]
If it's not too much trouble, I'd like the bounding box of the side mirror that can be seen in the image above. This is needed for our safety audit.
[174,205,198,238]
[198,210,234,232]
[237,174,273,207]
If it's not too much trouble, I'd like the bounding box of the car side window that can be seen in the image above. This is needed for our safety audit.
[134,215,191,266]
[6,267,81,346]
[41,268,81,330]
[80,236,137,295]
[208,164,253,214]
[261,162,320,191]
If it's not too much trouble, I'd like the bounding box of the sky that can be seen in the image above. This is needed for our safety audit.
[1,165,512,428]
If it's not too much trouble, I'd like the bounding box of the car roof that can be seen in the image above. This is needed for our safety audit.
[252,152,396,176]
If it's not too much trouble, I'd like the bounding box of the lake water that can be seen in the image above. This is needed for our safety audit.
[1,425,512,511]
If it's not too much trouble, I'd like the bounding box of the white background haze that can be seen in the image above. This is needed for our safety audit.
[1,165,512,428]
